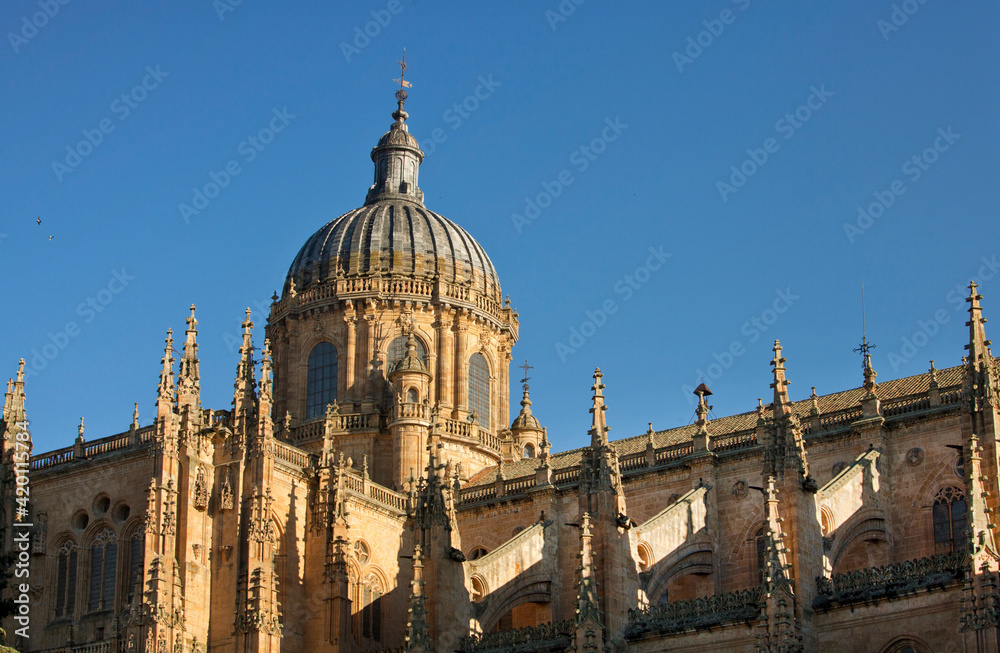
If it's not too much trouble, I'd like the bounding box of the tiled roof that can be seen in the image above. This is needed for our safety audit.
[464,365,963,488]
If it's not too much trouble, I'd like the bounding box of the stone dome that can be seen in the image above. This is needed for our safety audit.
[285,201,501,297]
[284,92,501,299]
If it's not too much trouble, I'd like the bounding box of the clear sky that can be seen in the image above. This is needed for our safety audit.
[3,1,998,455]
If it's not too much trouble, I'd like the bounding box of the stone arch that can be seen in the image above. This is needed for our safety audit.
[819,505,835,537]
[119,517,146,608]
[878,634,933,653]
[477,570,552,632]
[644,539,714,604]
[831,508,890,573]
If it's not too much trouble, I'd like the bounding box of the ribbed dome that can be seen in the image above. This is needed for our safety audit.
[286,201,501,296]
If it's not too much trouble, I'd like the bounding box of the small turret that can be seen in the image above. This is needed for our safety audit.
[510,361,544,459]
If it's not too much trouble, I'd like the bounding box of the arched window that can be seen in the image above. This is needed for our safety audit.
[387,335,426,371]
[468,546,489,560]
[88,529,117,612]
[55,540,78,618]
[361,574,383,641]
[126,533,143,606]
[307,342,338,419]
[468,353,490,429]
[755,526,767,584]
[933,486,968,554]
[406,388,419,404]
[523,443,535,459]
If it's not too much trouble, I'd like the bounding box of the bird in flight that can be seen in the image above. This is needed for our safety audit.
[36,217,41,225]
[48,236,53,241]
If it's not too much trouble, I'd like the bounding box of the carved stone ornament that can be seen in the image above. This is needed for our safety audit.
[906,447,924,466]
[832,461,846,476]
[732,481,748,500]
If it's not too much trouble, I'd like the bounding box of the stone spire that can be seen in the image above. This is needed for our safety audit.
[770,341,791,417]
[756,477,804,653]
[404,544,432,653]
[255,339,274,445]
[365,56,425,206]
[574,513,606,653]
[588,368,610,447]
[966,281,994,397]
[2,359,27,427]
[157,329,175,418]
[233,308,257,438]
[693,383,712,451]
[177,304,201,409]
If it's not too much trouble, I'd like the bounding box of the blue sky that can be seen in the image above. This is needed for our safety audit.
[2,1,998,455]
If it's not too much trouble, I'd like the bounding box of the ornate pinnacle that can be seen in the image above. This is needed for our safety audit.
[588,368,609,447]
[770,341,791,415]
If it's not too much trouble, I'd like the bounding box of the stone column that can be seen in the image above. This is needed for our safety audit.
[436,309,454,412]
[344,315,356,404]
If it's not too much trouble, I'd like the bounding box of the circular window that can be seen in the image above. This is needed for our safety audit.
[469,546,488,560]
[354,540,370,564]
[93,495,111,515]
[72,511,89,531]
[114,504,131,524]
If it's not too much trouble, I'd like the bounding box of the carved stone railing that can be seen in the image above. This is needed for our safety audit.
[814,552,968,609]
[625,587,763,637]
[819,407,863,429]
[460,619,574,652]
[391,401,430,421]
[712,429,757,452]
[290,420,325,442]
[941,389,963,404]
[619,451,647,471]
[32,424,156,471]
[655,442,692,464]
[441,418,500,453]
[274,440,314,469]
[460,484,497,503]
[553,465,581,485]
[340,468,408,513]
[882,394,931,417]
[503,475,534,495]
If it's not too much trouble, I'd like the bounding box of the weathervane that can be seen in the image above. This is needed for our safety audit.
[518,360,533,389]
[853,283,876,367]
[394,49,412,100]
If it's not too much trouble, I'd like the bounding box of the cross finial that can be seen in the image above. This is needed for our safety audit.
[392,49,412,121]
[518,360,533,388]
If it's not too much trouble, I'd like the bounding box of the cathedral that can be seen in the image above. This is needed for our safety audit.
[4,82,1000,653]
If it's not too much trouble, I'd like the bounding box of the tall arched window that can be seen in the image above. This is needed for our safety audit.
[468,353,490,429]
[307,342,338,419]
[933,486,968,554]
[387,335,426,371]
[361,574,383,641]
[755,526,767,584]
[88,528,117,612]
[523,443,535,459]
[55,540,78,618]
[126,532,143,606]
